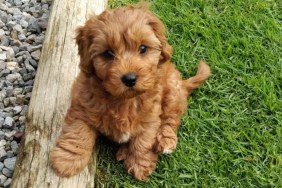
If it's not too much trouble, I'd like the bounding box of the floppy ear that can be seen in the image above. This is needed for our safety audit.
[146,12,173,63]
[75,24,94,75]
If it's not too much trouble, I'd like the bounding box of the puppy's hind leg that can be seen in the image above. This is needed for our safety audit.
[155,61,210,154]
[154,72,188,154]
[50,119,97,177]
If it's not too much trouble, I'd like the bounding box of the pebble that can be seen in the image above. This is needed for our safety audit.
[0,174,7,185]
[2,168,12,178]
[0,140,6,149]
[0,149,7,161]
[3,117,14,129]
[4,131,16,139]
[4,157,16,171]
[6,62,18,71]
[0,29,5,39]
[3,178,12,187]
[6,74,18,83]
[31,49,41,60]
[0,52,6,61]
[0,118,4,127]
[12,106,22,115]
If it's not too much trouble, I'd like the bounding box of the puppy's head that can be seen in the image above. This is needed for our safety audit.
[76,4,172,98]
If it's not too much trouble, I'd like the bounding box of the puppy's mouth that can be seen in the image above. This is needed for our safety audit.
[122,88,144,99]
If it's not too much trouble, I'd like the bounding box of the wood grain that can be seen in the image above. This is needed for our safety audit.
[10,0,107,187]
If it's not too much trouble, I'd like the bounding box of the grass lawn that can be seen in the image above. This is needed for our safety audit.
[95,0,282,187]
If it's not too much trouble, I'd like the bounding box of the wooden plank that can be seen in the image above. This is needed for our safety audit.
[10,0,107,187]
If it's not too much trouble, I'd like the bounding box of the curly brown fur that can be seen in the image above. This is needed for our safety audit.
[50,3,210,181]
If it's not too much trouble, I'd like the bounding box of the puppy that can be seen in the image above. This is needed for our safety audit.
[50,3,210,181]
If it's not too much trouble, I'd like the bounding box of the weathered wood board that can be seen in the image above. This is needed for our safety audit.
[10,0,107,187]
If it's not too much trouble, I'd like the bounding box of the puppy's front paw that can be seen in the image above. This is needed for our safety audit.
[50,142,91,177]
[124,154,157,181]
[116,145,129,161]
[155,125,177,154]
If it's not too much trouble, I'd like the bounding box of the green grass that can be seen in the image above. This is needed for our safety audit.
[95,0,282,187]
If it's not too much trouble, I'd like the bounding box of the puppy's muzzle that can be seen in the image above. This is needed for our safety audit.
[122,73,137,87]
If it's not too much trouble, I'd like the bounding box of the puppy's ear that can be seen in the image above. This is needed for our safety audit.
[76,24,94,75]
[147,14,173,63]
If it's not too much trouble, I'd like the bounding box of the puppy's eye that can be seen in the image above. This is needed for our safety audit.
[103,50,115,60]
[139,45,147,54]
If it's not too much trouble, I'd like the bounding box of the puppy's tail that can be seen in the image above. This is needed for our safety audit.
[183,61,211,95]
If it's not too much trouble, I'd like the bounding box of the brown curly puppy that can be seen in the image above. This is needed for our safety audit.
[50,4,210,181]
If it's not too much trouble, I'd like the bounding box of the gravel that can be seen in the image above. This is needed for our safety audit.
[0,0,51,187]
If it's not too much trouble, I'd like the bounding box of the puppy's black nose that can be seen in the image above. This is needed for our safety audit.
[121,73,137,87]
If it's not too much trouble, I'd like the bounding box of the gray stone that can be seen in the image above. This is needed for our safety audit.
[0,131,4,140]
[0,162,4,171]
[24,59,35,72]
[7,7,22,15]
[24,79,33,86]
[0,4,8,11]
[6,62,18,70]
[38,18,48,29]
[9,97,16,105]
[0,174,7,185]
[18,33,26,41]
[0,10,8,24]
[14,0,22,6]
[0,29,5,39]
[34,35,45,44]
[20,105,28,115]
[29,58,37,68]
[3,178,12,187]
[0,80,5,90]
[3,98,9,107]
[5,79,13,87]
[1,47,15,61]
[4,130,16,139]
[0,36,10,46]
[3,107,13,113]
[0,149,7,161]
[31,49,41,60]
[0,89,7,102]
[27,44,42,52]
[16,56,23,64]
[28,17,41,33]
[4,157,16,171]
[0,20,4,28]
[13,88,23,95]
[3,117,14,128]
[20,19,28,28]
[13,24,23,34]
[25,92,31,100]
[5,151,13,158]
[0,117,4,127]
[0,140,6,149]
[6,74,18,83]
[10,141,18,154]
[19,68,27,76]
[2,168,12,178]
[6,21,16,30]
[13,106,22,115]
[0,51,6,60]
[19,116,25,124]
[11,46,19,55]
[0,69,10,77]
[22,12,31,22]
[23,86,32,93]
